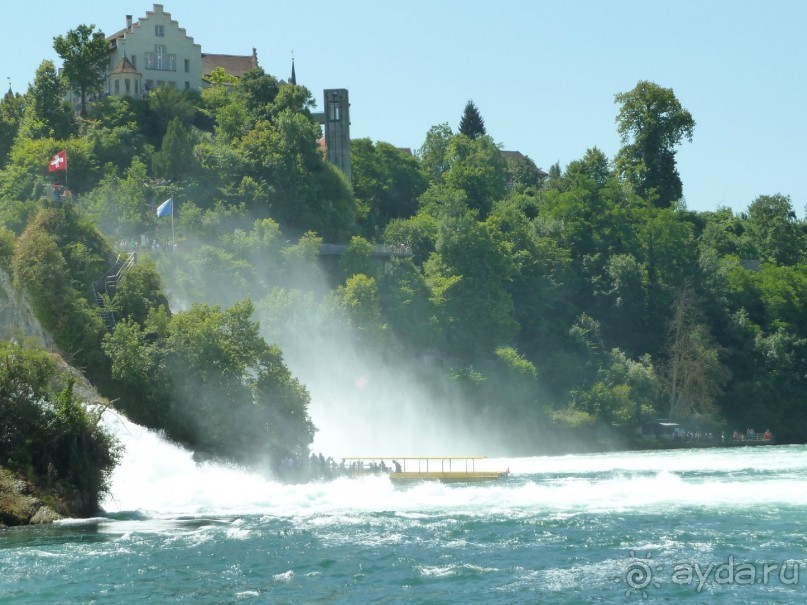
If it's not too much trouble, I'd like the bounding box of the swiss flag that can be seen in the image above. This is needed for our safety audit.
[48,150,67,172]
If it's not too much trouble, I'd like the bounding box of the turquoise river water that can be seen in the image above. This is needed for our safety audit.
[1,414,805,604]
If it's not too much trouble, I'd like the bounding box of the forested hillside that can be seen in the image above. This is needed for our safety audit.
[2,26,806,479]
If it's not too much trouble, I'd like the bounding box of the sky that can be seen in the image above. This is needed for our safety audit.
[3,1,806,216]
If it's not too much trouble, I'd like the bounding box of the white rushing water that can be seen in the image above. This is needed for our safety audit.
[100,411,807,521]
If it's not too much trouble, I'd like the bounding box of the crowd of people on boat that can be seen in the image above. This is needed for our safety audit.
[672,431,717,442]
[669,428,774,444]
[275,453,403,481]
[731,428,774,442]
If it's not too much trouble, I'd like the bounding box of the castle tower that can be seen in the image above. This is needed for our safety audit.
[322,89,351,182]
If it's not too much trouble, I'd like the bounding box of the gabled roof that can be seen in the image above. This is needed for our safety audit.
[501,150,525,161]
[110,56,141,76]
[201,50,258,79]
[106,4,198,51]
[107,24,140,50]
[502,150,548,177]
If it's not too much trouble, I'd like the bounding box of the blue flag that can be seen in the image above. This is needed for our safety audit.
[157,198,173,218]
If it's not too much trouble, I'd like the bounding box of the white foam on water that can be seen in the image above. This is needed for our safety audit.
[101,412,807,522]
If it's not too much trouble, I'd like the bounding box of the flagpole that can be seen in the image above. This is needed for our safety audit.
[171,198,175,251]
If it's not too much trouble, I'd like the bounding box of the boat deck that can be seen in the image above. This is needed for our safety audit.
[341,456,509,483]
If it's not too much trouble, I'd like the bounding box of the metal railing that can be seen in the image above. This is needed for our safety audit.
[91,252,136,328]
[319,243,412,257]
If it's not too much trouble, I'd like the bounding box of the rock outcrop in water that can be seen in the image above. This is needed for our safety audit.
[0,468,63,526]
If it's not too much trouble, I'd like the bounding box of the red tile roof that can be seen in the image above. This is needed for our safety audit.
[110,56,141,75]
[201,52,258,79]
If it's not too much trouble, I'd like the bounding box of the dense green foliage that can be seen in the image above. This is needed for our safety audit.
[8,201,315,468]
[2,27,805,461]
[0,340,119,514]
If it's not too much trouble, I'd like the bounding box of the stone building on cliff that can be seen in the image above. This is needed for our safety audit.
[100,4,351,179]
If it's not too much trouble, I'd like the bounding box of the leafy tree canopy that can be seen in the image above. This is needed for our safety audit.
[614,81,694,207]
[53,24,109,116]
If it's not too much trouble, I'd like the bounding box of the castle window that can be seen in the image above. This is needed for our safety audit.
[114,80,120,94]
[184,59,190,73]
[155,24,165,37]
[184,81,190,90]
[135,80,139,95]
[145,46,176,71]
[155,44,166,59]
[125,78,131,94]
[329,101,341,122]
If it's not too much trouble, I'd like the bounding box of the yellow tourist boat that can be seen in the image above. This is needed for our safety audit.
[340,456,509,483]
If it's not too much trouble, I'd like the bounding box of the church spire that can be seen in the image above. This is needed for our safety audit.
[290,53,296,85]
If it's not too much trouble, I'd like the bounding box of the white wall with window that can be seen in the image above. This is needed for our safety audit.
[108,4,202,94]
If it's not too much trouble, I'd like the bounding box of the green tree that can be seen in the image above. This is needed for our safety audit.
[270,83,316,118]
[153,116,196,181]
[425,201,517,357]
[104,300,315,463]
[0,88,24,163]
[53,24,109,116]
[113,261,170,325]
[742,194,804,266]
[238,110,356,239]
[383,212,438,266]
[203,66,238,87]
[21,60,76,140]
[458,100,486,139]
[12,204,111,375]
[417,122,453,181]
[339,235,375,280]
[377,258,439,349]
[350,138,427,235]
[82,159,151,240]
[85,95,148,170]
[237,67,280,121]
[505,153,546,194]
[698,206,747,258]
[443,134,507,217]
[0,341,119,516]
[0,227,14,270]
[563,147,612,190]
[664,285,728,424]
[336,273,388,349]
[487,196,576,355]
[165,300,314,460]
[144,87,199,143]
[614,81,695,207]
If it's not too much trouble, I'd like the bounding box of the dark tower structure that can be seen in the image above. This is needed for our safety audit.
[293,59,350,181]
[324,89,350,181]
[312,89,351,182]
